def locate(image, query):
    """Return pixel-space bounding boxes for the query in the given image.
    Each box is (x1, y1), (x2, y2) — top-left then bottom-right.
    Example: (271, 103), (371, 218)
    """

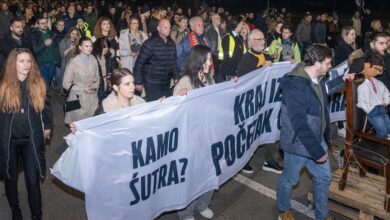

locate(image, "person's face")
(56, 21), (65, 32)
(129, 19), (139, 30)
(16, 52), (32, 81)
(250, 32), (266, 51)
(176, 8), (182, 14)
(248, 13), (254, 19)
(10, 21), (23, 37)
(179, 19), (188, 30)
(317, 57), (332, 75)
(115, 75), (135, 99)
(87, 6), (93, 14)
(373, 21), (383, 31)
(202, 53), (212, 74)
(346, 29), (356, 44)
(320, 14), (327, 22)
(2, 3), (8, 11)
(276, 23), (283, 34)
(371, 36), (388, 55)
(173, 15), (180, 24)
(281, 28), (292, 40)
(101, 20), (111, 33)
(202, 12), (208, 20)
(157, 20), (171, 38)
(102, 46), (109, 56)
(160, 10), (167, 18)
(109, 7), (115, 15)
(192, 20), (204, 35)
(76, 5), (82, 11)
(70, 30), (78, 41)
(38, 18), (48, 30)
(77, 19), (84, 27)
(306, 15), (312, 23)
(79, 40), (93, 55)
(240, 25), (249, 37)
(68, 6), (75, 16)
(212, 14), (221, 26)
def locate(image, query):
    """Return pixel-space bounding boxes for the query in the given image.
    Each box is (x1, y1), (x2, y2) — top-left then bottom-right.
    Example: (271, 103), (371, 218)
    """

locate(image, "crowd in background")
(1, 0), (390, 219)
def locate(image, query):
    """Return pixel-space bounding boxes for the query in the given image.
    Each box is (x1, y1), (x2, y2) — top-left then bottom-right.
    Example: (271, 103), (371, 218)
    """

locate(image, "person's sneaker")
(242, 164), (253, 174)
(262, 161), (283, 174)
(278, 210), (295, 220)
(199, 208), (214, 219)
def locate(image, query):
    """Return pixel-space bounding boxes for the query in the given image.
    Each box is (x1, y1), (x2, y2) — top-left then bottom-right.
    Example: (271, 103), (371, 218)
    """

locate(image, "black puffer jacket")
(133, 34), (179, 85)
(0, 81), (53, 179)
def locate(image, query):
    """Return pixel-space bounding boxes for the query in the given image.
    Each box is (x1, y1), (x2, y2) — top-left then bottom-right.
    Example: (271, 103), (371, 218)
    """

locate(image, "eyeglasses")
(253, 38), (265, 41)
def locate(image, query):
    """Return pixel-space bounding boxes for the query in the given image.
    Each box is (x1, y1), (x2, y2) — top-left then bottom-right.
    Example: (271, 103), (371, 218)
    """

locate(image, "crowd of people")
(1, 0), (390, 220)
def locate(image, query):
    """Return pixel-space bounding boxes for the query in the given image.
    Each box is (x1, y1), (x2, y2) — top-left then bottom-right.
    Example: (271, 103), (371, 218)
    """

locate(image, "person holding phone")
(62, 37), (99, 124)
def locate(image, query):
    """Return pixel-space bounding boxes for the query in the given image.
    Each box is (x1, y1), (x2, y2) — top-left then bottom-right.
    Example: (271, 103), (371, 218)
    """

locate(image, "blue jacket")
(176, 32), (211, 72)
(312, 21), (327, 44)
(279, 63), (331, 160)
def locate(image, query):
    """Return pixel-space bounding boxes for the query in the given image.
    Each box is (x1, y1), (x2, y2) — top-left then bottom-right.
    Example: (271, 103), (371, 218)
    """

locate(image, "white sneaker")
(199, 208), (214, 219)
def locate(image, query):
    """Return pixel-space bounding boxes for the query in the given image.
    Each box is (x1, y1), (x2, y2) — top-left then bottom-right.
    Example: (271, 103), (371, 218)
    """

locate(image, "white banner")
(51, 61), (346, 220)
(328, 61), (348, 122)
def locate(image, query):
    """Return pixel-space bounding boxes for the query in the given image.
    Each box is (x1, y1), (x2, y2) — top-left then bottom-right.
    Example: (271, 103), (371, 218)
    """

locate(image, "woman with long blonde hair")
(0, 48), (52, 220)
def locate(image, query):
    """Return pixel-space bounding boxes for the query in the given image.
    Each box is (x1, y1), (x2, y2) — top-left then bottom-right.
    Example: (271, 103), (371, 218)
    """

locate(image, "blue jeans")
(55, 66), (63, 89)
(39, 63), (56, 88)
(277, 141), (331, 220)
(367, 105), (390, 138)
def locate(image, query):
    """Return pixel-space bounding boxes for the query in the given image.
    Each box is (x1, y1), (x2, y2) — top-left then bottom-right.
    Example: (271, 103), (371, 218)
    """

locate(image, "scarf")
(189, 31), (209, 48)
(249, 49), (266, 67)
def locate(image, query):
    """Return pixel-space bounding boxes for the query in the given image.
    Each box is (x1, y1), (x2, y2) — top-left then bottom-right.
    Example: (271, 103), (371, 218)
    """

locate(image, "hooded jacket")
(279, 63), (330, 160)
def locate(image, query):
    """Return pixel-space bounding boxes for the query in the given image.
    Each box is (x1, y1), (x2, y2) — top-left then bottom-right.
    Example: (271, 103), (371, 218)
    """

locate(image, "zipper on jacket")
(27, 104), (44, 178)
(6, 114), (15, 179)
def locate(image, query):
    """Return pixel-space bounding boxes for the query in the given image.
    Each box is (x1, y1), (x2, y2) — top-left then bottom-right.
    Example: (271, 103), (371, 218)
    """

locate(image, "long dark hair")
(183, 45), (212, 89)
(92, 37), (111, 59)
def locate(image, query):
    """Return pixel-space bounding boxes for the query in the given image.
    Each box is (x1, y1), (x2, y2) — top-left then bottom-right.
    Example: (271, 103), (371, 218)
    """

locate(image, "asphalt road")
(0, 89), (349, 220)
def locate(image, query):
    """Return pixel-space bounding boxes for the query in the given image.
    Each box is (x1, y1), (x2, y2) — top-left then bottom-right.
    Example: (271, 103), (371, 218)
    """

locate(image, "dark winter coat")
(279, 63), (331, 161)
(133, 34), (179, 85)
(334, 39), (356, 66)
(0, 32), (33, 58)
(0, 81), (53, 179)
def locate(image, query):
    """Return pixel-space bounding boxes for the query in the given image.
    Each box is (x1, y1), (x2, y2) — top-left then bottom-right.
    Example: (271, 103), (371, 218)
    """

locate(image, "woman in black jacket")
(334, 26), (358, 66)
(0, 48), (52, 220)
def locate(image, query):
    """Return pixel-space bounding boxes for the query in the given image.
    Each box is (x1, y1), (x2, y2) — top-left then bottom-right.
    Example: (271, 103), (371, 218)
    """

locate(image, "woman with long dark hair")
(92, 37), (117, 102)
(62, 37), (99, 124)
(0, 48), (52, 220)
(173, 45), (215, 220)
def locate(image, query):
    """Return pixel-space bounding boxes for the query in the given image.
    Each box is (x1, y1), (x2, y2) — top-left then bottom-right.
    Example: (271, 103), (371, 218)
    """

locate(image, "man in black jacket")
(133, 19), (179, 102)
(205, 13), (222, 83)
(219, 17), (246, 81)
(276, 45), (354, 220)
(0, 18), (32, 71)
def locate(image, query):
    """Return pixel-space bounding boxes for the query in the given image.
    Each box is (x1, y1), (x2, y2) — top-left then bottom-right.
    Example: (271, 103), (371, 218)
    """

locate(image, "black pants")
(5, 139), (42, 216)
(212, 55), (223, 84)
(144, 81), (172, 102)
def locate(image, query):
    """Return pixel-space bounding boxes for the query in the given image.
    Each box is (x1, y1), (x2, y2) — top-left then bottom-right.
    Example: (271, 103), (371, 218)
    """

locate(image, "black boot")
(10, 205), (23, 220)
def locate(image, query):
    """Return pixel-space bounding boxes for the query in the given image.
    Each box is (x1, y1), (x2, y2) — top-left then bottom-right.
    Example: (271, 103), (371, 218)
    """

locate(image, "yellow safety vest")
(218, 33), (247, 60)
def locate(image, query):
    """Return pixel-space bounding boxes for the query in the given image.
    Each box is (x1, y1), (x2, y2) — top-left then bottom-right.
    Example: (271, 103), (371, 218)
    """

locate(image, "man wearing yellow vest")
(219, 17), (247, 81)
